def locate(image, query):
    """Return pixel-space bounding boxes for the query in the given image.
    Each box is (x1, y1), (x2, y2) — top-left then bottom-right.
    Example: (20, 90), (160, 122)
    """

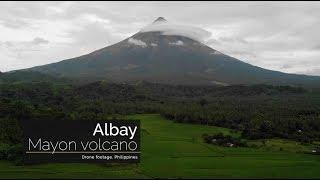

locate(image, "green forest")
(1, 80), (320, 146)
(1, 73), (320, 178)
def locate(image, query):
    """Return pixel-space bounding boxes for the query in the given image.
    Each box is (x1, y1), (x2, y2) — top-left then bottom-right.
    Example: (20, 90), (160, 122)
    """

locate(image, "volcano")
(27, 17), (320, 87)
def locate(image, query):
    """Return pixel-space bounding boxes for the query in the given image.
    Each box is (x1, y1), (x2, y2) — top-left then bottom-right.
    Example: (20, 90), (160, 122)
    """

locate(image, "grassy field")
(1, 114), (320, 178)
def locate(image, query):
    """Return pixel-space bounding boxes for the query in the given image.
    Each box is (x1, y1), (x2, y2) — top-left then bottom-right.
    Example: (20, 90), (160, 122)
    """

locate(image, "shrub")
(0, 143), (24, 165)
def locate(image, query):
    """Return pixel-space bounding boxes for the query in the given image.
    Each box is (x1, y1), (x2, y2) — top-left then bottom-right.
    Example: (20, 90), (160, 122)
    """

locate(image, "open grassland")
(1, 114), (320, 179)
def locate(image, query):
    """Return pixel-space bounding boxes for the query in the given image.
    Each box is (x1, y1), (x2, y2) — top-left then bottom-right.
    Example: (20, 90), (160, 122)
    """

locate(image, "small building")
(226, 143), (234, 147)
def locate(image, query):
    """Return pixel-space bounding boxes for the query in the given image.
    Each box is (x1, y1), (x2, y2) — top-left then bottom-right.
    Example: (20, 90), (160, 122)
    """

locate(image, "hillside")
(15, 17), (319, 87)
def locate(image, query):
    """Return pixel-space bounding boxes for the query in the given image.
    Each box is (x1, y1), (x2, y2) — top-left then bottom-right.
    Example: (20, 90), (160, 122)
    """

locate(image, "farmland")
(1, 114), (320, 179)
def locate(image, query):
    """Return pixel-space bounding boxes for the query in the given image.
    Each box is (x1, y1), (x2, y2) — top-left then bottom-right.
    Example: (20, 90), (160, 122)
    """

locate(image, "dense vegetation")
(161, 94), (320, 142)
(1, 80), (320, 148)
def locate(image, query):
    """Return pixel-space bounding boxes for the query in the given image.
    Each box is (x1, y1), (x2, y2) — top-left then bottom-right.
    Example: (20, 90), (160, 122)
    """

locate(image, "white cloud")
(127, 38), (147, 48)
(150, 43), (158, 47)
(169, 40), (184, 46)
(32, 37), (49, 45)
(141, 21), (211, 43)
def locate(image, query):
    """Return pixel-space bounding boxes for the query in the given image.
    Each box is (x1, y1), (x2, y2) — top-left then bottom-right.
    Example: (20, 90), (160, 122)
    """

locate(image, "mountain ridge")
(15, 17), (320, 87)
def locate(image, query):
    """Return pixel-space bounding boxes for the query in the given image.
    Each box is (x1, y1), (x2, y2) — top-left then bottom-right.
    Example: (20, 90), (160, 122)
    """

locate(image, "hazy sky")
(1, 1), (320, 76)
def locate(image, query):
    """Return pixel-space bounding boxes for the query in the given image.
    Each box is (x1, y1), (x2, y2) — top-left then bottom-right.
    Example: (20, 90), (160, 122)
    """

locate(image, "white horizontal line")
(26, 151), (140, 154)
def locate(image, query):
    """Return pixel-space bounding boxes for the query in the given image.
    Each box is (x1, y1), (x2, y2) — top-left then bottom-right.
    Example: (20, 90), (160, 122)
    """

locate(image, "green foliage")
(6, 144), (24, 165)
(0, 118), (22, 144)
(0, 81), (320, 144)
(0, 143), (23, 165)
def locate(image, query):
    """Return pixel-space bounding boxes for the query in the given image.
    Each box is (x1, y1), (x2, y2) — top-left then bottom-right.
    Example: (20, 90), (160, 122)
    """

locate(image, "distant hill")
(11, 17), (320, 87)
(0, 71), (71, 84)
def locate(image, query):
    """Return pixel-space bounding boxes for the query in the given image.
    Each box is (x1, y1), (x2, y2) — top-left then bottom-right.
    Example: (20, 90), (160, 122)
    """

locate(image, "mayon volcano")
(25, 17), (320, 86)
